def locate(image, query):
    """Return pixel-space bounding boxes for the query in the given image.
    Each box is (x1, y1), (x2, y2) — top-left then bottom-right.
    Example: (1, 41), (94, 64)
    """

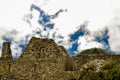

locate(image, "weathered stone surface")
(2, 42), (12, 60)
(0, 37), (120, 80)
(75, 54), (120, 70)
(0, 37), (75, 79)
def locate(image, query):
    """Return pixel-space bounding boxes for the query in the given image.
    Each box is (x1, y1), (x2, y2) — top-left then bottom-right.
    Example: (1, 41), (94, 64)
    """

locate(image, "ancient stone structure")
(75, 49), (120, 70)
(0, 37), (75, 80)
(0, 37), (120, 80)
(1, 42), (12, 60)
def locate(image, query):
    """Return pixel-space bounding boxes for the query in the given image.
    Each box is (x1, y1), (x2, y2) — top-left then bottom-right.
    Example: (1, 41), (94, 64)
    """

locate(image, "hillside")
(70, 48), (120, 80)
(78, 59), (120, 80)
(77, 48), (111, 55)
(71, 48), (111, 61)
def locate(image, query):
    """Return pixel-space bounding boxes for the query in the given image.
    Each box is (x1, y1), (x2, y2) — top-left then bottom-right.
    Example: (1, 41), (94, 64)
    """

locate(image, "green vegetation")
(71, 48), (111, 61)
(77, 48), (111, 55)
(78, 48), (94, 54)
(78, 60), (120, 80)
(100, 60), (120, 80)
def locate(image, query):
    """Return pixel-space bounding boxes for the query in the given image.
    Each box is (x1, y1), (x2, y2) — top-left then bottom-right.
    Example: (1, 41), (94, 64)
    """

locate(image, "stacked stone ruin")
(0, 37), (75, 79)
(0, 37), (120, 79)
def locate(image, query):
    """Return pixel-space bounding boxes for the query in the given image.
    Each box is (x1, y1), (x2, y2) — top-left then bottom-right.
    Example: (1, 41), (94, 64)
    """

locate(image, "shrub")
(100, 60), (120, 80)
(101, 60), (117, 70)
(78, 60), (120, 80)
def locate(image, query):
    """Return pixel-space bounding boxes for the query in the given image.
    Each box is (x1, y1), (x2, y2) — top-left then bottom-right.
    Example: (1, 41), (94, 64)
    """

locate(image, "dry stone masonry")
(0, 37), (120, 80)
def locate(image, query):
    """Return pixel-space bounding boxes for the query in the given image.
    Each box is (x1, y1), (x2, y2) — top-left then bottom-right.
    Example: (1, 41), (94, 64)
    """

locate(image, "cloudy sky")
(0, 0), (120, 58)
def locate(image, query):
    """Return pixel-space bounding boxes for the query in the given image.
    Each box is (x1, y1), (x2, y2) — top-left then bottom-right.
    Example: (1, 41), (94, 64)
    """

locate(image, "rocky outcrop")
(78, 60), (120, 80)
(80, 59), (107, 72)
(75, 48), (120, 70)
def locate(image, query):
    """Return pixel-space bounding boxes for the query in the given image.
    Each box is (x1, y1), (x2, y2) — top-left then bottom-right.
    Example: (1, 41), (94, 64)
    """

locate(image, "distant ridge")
(77, 48), (111, 55)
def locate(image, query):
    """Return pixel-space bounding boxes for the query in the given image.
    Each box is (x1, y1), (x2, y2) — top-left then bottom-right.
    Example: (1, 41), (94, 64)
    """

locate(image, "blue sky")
(0, 0), (120, 58)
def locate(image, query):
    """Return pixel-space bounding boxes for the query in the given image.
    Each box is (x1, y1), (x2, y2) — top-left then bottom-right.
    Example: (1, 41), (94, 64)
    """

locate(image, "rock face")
(2, 42), (12, 60)
(0, 37), (75, 80)
(78, 60), (120, 80)
(0, 37), (120, 80)
(75, 48), (120, 70)
(80, 59), (107, 72)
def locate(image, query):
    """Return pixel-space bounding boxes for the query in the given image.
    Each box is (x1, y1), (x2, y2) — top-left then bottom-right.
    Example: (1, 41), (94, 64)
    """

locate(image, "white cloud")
(0, 0), (120, 56)
(107, 16), (120, 52)
(0, 0), (33, 29)
(0, 0), (34, 56)
(77, 34), (104, 51)
(44, 0), (114, 35)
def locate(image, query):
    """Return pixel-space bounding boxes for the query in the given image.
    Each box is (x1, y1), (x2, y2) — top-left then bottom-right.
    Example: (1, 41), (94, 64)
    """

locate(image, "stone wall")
(0, 37), (120, 80)
(75, 54), (120, 70)
(0, 37), (75, 79)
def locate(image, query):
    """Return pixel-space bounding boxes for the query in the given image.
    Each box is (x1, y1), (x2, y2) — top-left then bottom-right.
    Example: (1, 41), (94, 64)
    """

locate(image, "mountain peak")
(78, 48), (110, 55)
